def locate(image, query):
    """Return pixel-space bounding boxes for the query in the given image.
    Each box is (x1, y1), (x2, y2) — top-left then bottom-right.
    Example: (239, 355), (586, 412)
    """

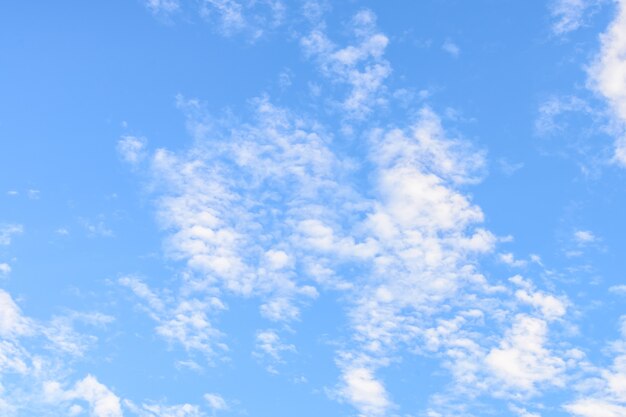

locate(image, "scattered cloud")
(254, 329), (295, 368)
(117, 136), (148, 165)
(499, 253), (528, 268)
(204, 393), (228, 412)
(550, 0), (598, 35)
(56, 227), (70, 236)
(535, 95), (591, 136)
(119, 276), (227, 361)
(80, 218), (114, 238)
(497, 158), (525, 176)
(27, 189), (40, 200)
(301, 9), (391, 119)
(563, 318), (626, 416)
(145, 0), (180, 16)
(574, 229), (598, 244)
(609, 284), (626, 295)
(442, 39), (460, 57)
(0, 224), (23, 246)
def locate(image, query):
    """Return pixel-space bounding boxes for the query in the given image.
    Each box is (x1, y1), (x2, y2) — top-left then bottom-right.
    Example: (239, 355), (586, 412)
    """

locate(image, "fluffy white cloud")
(485, 314), (566, 393)
(588, 0), (626, 166)
(565, 398), (626, 417)
(45, 375), (123, 417)
(338, 366), (391, 417)
(0, 290), (34, 338)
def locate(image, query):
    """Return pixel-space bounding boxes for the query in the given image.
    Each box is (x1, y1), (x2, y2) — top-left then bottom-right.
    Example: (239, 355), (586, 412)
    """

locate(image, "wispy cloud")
(119, 276), (227, 361)
(144, 0), (286, 39)
(117, 136), (148, 165)
(301, 10), (391, 119)
(0, 224), (23, 246)
(442, 39), (460, 57)
(550, 0), (598, 35)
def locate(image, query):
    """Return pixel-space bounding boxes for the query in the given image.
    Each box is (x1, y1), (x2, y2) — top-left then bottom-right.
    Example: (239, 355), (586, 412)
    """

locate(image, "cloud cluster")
(120, 6), (622, 417)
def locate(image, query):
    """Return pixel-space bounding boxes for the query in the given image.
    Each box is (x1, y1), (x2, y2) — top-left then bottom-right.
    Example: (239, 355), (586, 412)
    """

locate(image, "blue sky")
(1, 1), (626, 416)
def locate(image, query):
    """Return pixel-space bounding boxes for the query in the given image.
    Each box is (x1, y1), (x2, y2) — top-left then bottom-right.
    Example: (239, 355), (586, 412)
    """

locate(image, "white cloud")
(498, 158), (525, 176)
(535, 95), (591, 136)
(254, 329), (295, 364)
(146, 96), (344, 323)
(0, 263), (10, 276)
(550, 0), (597, 35)
(338, 366), (391, 417)
(120, 277), (226, 360)
(0, 289), (34, 338)
(117, 135), (148, 165)
(80, 218), (114, 238)
(139, 402), (205, 417)
(204, 393), (228, 411)
(485, 314), (566, 394)
(152, 0), (285, 39)
(27, 189), (40, 200)
(442, 39), (460, 57)
(510, 404), (542, 417)
(301, 10), (391, 119)
(565, 398), (626, 417)
(574, 229), (597, 244)
(132, 94), (498, 415)
(510, 275), (568, 320)
(145, 0), (180, 16)
(116, 10), (591, 416)
(609, 284), (626, 295)
(70, 376), (123, 417)
(56, 227), (70, 236)
(0, 224), (23, 246)
(563, 317), (626, 416)
(45, 375), (123, 417)
(588, 0), (626, 167)
(499, 252), (528, 268)
(41, 312), (114, 357)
